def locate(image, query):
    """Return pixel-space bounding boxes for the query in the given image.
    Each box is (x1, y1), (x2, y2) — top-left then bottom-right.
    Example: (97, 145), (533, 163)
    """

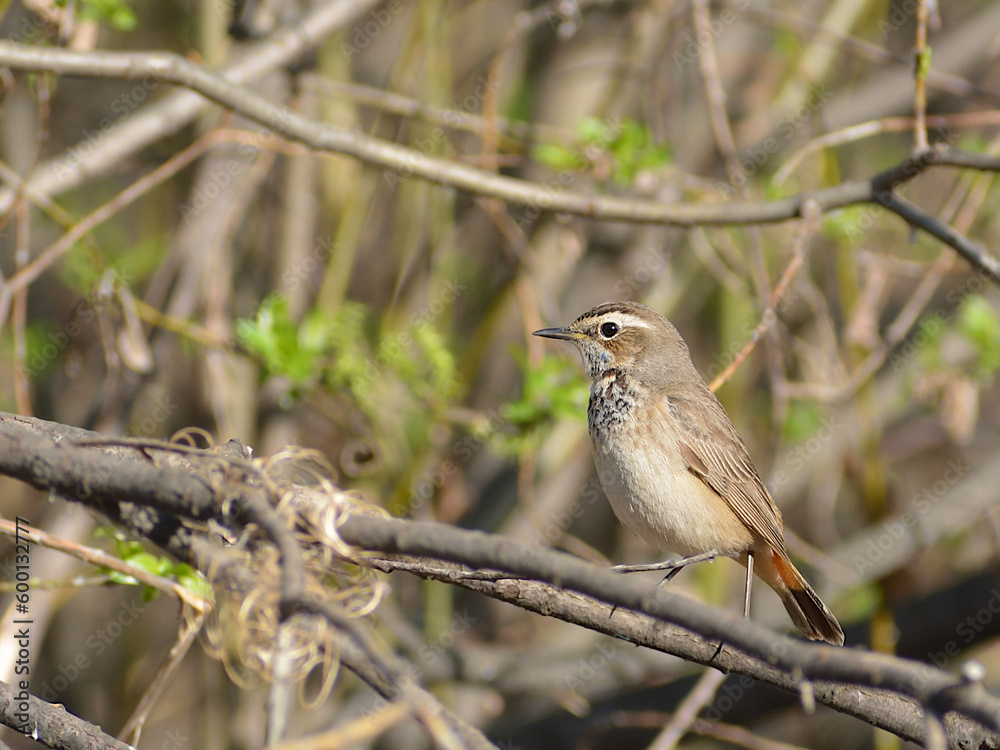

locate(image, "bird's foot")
(607, 549), (721, 619)
(611, 549), (720, 587)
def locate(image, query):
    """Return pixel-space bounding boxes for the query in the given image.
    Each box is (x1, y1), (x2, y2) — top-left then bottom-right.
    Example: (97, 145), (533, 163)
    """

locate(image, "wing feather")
(666, 390), (787, 553)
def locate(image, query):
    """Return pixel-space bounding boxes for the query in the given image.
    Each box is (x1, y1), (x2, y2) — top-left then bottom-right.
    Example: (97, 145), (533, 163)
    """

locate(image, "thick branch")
(369, 556), (949, 744)
(298, 597), (496, 750)
(0, 414), (216, 520)
(0, 680), (131, 750)
(0, 412), (998, 748)
(335, 513), (1000, 739)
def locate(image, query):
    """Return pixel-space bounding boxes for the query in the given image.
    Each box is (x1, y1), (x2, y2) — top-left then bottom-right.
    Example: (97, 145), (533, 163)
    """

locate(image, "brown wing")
(664, 389), (788, 554)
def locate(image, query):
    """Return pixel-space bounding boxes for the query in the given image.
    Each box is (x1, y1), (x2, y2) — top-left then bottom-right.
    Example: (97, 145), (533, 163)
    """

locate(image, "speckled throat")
(587, 368), (645, 433)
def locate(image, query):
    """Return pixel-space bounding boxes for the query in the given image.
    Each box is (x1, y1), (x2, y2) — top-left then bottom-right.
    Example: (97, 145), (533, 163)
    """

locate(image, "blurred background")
(1, 0), (1000, 748)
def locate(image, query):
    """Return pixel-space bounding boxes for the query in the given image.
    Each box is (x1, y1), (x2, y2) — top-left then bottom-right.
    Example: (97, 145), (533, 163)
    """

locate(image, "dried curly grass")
(198, 444), (389, 706)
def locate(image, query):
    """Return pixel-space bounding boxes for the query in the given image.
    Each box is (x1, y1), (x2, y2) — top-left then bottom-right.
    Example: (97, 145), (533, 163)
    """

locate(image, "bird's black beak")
(532, 326), (585, 341)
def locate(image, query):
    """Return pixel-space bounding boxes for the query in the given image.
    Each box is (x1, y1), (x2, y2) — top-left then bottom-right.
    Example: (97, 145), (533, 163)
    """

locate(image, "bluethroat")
(534, 301), (844, 645)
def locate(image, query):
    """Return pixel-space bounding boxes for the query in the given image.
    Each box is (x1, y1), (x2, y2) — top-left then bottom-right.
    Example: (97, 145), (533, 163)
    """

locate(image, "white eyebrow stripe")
(609, 312), (652, 329)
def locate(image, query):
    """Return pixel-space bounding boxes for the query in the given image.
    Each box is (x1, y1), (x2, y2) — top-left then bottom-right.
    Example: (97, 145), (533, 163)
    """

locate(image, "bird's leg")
(711, 551), (754, 662)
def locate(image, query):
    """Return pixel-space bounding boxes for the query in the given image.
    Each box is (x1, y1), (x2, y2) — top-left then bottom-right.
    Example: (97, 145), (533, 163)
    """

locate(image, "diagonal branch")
(0, 0), (385, 214)
(0, 411), (998, 748)
(875, 192), (1000, 283)
(0, 43), (998, 283)
(334, 513), (1000, 740)
(0, 679), (132, 750)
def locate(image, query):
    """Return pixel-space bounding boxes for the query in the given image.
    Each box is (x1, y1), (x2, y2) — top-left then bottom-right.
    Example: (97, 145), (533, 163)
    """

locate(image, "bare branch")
(0, 412), (998, 748)
(335, 513), (1000, 741)
(0, 43), (997, 281)
(0, 0), (386, 214)
(0, 679), (132, 750)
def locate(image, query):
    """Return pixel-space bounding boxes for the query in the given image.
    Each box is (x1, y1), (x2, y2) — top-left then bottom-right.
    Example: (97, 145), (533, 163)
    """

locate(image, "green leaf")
(75, 0), (137, 31)
(172, 564), (214, 599)
(122, 551), (171, 577)
(605, 118), (671, 185)
(821, 207), (879, 242)
(576, 116), (609, 144)
(238, 295), (337, 386)
(505, 350), (588, 426)
(108, 569), (141, 586)
(57, 0), (137, 30)
(532, 142), (585, 171)
(782, 401), (825, 443)
(957, 295), (1000, 376)
(412, 323), (459, 403)
(533, 116), (670, 185)
(916, 46), (932, 80)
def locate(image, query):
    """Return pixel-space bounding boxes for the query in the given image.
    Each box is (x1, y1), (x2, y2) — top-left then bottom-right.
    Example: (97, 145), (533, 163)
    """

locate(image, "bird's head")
(533, 301), (697, 386)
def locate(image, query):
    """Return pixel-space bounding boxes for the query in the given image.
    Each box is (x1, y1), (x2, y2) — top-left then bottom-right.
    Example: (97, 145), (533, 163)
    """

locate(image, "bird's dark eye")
(600, 321), (619, 338)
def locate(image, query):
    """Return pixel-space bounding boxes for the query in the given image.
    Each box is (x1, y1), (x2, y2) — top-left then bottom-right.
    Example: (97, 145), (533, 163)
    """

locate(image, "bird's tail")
(762, 549), (844, 646)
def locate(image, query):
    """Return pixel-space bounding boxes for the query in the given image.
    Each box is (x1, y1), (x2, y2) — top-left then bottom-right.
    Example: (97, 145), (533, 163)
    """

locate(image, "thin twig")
(709, 201), (821, 392)
(913, 0), (931, 151)
(12, 196), (30, 414)
(648, 668), (728, 750)
(118, 607), (209, 745)
(0, 517), (211, 610)
(1, 133), (216, 303)
(0, 413), (997, 747)
(775, 112), (1000, 185)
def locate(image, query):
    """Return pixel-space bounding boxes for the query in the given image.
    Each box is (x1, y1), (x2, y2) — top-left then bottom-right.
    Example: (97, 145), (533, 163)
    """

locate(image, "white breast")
(590, 391), (752, 558)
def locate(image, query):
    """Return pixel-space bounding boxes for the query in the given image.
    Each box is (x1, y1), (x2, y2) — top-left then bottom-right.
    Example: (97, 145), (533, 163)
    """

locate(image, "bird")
(533, 300), (844, 645)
